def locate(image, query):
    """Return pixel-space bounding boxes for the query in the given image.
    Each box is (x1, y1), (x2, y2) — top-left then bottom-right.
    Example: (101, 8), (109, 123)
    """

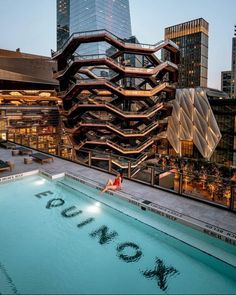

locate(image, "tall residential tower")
(221, 26), (236, 98)
(221, 71), (232, 98)
(164, 18), (209, 88)
(231, 28), (236, 98)
(57, 0), (132, 53)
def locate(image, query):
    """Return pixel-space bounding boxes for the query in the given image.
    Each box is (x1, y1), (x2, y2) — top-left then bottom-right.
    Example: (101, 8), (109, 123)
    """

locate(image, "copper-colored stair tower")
(52, 29), (179, 166)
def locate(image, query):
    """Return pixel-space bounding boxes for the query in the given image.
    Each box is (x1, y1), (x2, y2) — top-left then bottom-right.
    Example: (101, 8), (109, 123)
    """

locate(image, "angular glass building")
(164, 18), (208, 88)
(57, 0), (132, 53)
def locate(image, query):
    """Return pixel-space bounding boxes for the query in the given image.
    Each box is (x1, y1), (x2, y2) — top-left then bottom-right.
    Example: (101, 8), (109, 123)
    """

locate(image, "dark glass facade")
(57, 0), (70, 51)
(57, 0), (132, 54)
(231, 36), (236, 98)
(164, 18), (208, 88)
(209, 99), (236, 167)
(221, 71), (232, 97)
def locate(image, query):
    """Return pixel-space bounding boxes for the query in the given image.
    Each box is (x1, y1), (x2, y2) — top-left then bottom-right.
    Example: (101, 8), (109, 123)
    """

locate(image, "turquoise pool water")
(0, 174), (236, 294)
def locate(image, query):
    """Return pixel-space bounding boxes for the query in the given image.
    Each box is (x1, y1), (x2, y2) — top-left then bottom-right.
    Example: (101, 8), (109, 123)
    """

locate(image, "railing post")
(230, 184), (235, 211)
(108, 157), (112, 173)
(179, 172), (183, 194)
(45, 137), (48, 152)
(71, 148), (76, 161)
(57, 145), (61, 157)
(88, 151), (92, 167)
(151, 167), (155, 186)
(128, 161), (131, 179)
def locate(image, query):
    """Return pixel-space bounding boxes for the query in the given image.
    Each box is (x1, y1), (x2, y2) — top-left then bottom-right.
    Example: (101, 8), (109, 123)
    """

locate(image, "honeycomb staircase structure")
(53, 29), (179, 166)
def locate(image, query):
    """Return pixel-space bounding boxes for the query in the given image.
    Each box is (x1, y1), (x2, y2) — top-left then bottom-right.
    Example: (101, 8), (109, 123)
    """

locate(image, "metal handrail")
(67, 99), (166, 117)
(52, 29), (179, 58)
(55, 55), (178, 78)
(76, 120), (159, 135)
(72, 136), (153, 153)
(59, 79), (174, 98)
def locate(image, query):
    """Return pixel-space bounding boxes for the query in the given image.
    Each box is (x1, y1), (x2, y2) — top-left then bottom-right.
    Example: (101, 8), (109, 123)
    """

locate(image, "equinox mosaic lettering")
(34, 190), (180, 291)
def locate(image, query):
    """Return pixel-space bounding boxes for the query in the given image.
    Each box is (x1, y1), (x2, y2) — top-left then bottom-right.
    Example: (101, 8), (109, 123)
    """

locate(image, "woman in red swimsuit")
(101, 172), (122, 193)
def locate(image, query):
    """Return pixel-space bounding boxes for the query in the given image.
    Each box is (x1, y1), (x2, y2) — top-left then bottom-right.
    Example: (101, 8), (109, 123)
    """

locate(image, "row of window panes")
(166, 19), (208, 36)
(172, 34), (208, 46)
(71, 15), (130, 30)
(72, 21), (130, 34)
(71, 0), (129, 12)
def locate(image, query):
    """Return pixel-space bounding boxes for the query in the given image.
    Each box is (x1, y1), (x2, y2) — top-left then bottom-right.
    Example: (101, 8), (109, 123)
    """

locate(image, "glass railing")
(76, 147), (148, 169)
(10, 134), (235, 211)
(93, 150), (236, 210)
(69, 147), (235, 211)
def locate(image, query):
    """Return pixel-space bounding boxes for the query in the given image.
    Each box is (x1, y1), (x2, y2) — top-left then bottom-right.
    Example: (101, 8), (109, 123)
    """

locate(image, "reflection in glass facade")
(220, 28), (236, 99)
(57, 0), (132, 54)
(210, 99), (236, 166)
(221, 71), (232, 97)
(57, 0), (70, 50)
(164, 18), (208, 88)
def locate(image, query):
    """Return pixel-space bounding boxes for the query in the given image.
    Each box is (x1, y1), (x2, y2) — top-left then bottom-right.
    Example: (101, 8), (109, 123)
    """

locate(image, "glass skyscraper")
(57, 0), (132, 53)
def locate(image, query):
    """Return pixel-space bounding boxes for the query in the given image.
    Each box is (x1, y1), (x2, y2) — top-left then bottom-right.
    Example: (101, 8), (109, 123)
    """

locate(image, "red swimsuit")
(113, 177), (120, 186)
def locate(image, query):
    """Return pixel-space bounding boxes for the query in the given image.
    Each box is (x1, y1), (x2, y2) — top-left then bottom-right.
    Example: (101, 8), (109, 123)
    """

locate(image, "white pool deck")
(0, 147), (236, 248)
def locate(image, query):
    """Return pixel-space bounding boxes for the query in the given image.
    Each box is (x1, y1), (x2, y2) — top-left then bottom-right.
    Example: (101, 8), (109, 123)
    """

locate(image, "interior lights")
(10, 92), (22, 96)
(24, 90), (39, 94)
(39, 92), (51, 97)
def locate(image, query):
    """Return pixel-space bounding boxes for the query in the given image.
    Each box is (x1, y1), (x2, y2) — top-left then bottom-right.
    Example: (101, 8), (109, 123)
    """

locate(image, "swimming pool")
(0, 174), (236, 294)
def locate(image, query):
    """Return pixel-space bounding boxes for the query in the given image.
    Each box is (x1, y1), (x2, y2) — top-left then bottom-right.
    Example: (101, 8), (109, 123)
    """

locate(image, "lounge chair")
(15, 147), (32, 155)
(31, 153), (54, 164)
(0, 141), (16, 149)
(0, 160), (11, 172)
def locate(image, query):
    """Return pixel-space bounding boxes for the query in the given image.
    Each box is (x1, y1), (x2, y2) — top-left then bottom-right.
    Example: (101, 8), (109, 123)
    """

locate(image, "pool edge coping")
(0, 170), (39, 183)
(62, 172), (236, 248)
